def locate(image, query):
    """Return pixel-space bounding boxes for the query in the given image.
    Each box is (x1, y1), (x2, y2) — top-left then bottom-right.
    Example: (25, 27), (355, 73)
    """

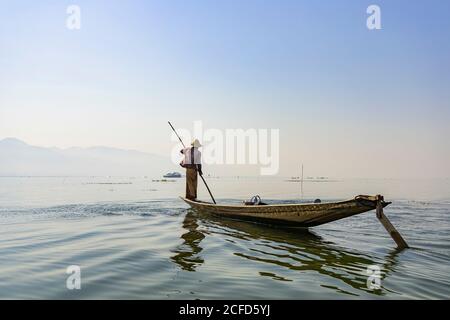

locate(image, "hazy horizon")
(1, 136), (449, 179)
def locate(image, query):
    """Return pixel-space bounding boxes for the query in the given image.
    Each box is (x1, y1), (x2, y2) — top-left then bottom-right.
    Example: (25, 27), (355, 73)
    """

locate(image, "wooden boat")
(181, 195), (391, 228)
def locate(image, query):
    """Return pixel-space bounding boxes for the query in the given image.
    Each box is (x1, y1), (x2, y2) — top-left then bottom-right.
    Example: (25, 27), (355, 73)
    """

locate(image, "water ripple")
(0, 197), (449, 299)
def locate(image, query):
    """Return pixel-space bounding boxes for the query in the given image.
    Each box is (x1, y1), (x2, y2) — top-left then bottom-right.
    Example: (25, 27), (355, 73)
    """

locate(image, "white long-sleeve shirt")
(181, 147), (202, 165)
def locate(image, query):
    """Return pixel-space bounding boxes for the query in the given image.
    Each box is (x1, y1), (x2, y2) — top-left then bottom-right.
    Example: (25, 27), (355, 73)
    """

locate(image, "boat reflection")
(170, 209), (205, 271)
(171, 209), (401, 296)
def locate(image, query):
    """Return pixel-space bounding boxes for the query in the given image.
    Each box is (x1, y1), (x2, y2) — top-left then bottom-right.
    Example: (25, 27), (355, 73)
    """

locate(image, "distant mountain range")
(0, 138), (177, 177)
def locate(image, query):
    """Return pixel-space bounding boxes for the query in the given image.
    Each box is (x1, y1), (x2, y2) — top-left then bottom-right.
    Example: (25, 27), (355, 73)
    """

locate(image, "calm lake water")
(0, 177), (449, 299)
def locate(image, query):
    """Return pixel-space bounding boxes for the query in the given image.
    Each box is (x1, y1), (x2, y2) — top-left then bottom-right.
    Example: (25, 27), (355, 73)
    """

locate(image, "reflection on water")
(171, 209), (402, 296)
(171, 211), (205, 271)
(1, 177), (449, 299)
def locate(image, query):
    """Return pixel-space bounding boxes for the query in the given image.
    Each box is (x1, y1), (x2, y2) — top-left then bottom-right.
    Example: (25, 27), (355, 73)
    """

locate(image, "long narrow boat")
(181, 195), (391, 228)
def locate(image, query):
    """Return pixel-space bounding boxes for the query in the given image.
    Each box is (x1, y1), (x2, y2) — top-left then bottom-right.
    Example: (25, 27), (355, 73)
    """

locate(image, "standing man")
(180, 139), (203, 200)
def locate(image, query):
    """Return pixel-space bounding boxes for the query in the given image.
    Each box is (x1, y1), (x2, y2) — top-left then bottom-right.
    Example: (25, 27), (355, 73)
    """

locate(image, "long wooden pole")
(199, 175), (216, 204)
(168, 121), (186, 148)
(168, 121), (216, 204)
(375, 195), (409, 250)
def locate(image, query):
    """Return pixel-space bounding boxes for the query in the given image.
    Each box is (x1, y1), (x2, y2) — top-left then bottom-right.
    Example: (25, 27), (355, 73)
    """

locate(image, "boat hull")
(181, 195), (390, 228)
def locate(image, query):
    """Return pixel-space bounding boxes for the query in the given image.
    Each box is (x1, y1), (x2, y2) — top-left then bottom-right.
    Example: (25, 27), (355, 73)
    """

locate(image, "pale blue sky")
(1, 0), (449, 178)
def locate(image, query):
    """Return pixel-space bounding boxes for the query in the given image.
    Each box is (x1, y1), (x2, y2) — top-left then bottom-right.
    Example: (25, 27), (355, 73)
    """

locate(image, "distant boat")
(163, 172), (182, 178)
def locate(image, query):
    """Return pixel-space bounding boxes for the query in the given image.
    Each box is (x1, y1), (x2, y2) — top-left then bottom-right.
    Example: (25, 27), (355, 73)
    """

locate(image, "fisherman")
(180, 139), (203, 200)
